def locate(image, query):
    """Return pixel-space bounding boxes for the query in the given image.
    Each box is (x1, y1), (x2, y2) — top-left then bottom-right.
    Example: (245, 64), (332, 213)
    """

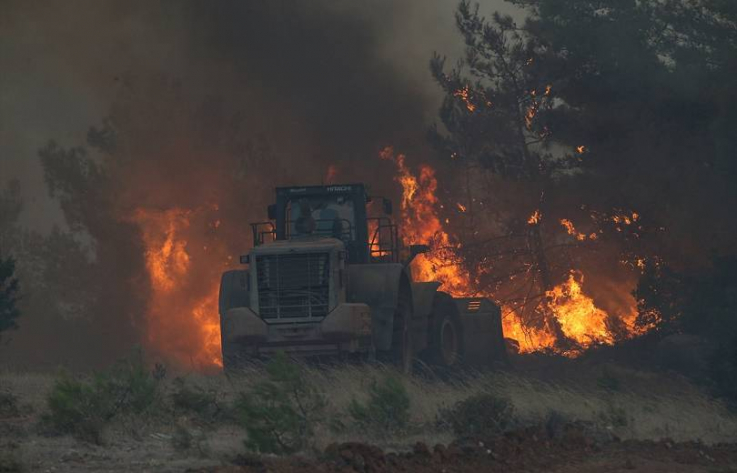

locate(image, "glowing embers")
(528, 209), (542, 225)
(454, 85), (477, 112)
(452, 85), (493, 113)
(560, 219), (598, 241)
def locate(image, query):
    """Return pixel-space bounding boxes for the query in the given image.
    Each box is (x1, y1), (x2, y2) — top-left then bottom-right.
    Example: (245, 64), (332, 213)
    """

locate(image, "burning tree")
(429, 2), (566, 181)
(422, 0), (737, 356)
(504, 0), (737, 264)
(428, 1), (613, 353)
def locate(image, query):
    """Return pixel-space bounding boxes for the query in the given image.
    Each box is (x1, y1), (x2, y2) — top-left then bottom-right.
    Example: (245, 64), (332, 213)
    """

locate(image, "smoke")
(1, 0), (525, 368)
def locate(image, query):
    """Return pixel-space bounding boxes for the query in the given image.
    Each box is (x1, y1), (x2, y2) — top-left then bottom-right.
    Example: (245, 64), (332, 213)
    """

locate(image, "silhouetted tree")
(635, 256), (737, 400)
(0, 180), (22, 251)
(0, 180), (23, 341)
(0, 253), (20, 339)
(508, 0), (737, 260)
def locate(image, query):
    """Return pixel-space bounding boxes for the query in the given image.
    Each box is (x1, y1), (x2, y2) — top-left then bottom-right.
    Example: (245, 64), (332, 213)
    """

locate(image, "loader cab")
(251, 184), (399, 264)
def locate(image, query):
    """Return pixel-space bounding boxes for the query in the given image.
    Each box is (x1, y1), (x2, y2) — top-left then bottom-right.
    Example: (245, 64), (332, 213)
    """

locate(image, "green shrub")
(170, 378), (223, 421)
(171, 423), (209, 457)
(0, 391), (18, 418)
(171, 424), (194, 451)
(596, 368), (621, 391)
(44, 352), (159, 443)
(709, 339), (737, 402)
(0, 449), (22, 473)
(598, 403), (628, 428)
(348, 375), (410, 433)
(234, 352), (325, 454)
(544, 410), (569, 439)
(439, 392), (514, 439)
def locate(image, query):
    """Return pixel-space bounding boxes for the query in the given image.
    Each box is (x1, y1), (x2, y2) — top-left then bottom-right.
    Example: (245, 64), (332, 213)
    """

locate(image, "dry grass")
(1, 360), (735, 473)
(186, 361), (737, 447)
(2, 360), (737, 450)
(0, 370), (54, 409)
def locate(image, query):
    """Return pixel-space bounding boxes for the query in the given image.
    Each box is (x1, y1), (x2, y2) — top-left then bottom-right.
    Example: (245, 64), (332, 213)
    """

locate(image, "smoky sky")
(0, 0), (518, 368)
(0, 0), (520, 233)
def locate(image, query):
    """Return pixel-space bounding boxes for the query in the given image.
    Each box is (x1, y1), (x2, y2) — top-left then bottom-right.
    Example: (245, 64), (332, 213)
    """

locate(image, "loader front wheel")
(389, 288), (414, 373)
(428, 295), (463, 368)
(221, 342), (260, 374)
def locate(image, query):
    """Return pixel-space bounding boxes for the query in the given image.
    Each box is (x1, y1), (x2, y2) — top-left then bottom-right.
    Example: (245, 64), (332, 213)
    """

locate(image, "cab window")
(287, 195), (355, 240)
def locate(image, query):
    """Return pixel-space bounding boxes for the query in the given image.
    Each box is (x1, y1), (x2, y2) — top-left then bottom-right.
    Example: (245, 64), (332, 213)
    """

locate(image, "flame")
(576, 145), (587, 154)
(560, 218), (597, 241)
(379, 148), (642, 356)
(367, 217), (391, 258)
(525, 106), (537, 129)
(324, 164), (338, 184)
(528, 209), (542, 225)
(456, 203), (467, 213)
(547, 271), (613, 346)
(380, 147), (469, 294)
(502, 315), (557, 353)
(131, 208), (223, 369)
(454, 85), (477, 112)
(612, 211), (638, 226)
(525, 90), (541, 129)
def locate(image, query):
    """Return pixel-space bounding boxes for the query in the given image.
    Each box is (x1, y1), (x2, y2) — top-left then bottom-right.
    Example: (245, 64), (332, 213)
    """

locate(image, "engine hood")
(251, 237), (345, 256)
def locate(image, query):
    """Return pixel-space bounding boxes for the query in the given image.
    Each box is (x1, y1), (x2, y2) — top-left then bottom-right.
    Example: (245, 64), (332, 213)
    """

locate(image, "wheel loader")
(218, 183), (506, 371)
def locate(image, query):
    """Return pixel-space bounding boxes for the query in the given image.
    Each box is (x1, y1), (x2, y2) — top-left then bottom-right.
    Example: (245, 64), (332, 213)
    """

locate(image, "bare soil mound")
(200, 425), (737, 473)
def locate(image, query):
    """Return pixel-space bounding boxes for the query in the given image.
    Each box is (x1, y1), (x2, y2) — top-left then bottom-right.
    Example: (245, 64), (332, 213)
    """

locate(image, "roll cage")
(251, 184), (399, 264)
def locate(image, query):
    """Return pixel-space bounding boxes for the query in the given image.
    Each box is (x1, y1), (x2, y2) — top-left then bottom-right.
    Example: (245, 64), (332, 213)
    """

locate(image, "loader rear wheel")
(428, 295), (463, 367)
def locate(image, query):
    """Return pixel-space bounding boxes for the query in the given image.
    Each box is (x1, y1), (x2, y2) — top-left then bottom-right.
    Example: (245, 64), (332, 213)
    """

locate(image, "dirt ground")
(4, 414), (737, 472)
(207, 434), (737, 473)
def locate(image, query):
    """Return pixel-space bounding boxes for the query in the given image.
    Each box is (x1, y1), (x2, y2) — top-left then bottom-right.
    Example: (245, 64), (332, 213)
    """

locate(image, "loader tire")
(221, 342), (261, 374)
(428, 294), (463, 368)
(389, 287), (414, 373)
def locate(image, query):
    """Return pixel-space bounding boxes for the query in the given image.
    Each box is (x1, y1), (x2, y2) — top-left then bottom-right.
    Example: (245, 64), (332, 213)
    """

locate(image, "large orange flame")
(379, 147), (640, 356)
(547, 271), (613, 347)
(380, 147), (470, 295)
(129, 148), (643, 367)
(131, 208), (223, 370)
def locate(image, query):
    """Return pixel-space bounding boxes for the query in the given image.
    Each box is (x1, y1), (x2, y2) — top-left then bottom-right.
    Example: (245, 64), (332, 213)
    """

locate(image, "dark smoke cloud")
(0, 0), (512, 368)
